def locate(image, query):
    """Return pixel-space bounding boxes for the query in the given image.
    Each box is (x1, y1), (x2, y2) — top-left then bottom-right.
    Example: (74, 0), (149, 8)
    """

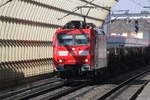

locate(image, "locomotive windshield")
(58, 34), (88, 46)
(75, 34), (88, 45)
(58, 34), (73, 46)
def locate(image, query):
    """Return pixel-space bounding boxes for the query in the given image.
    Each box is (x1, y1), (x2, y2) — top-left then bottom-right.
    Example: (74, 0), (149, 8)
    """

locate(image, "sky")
(112, 0), (150, 13)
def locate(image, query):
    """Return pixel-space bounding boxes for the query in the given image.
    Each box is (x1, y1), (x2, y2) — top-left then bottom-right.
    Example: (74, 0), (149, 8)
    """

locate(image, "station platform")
(136, 82), (150, 100)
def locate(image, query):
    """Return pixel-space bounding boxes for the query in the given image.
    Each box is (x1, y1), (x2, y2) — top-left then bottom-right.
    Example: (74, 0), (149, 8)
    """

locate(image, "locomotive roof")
(56, 28), (105, 36)
(56, 28), (93, 34)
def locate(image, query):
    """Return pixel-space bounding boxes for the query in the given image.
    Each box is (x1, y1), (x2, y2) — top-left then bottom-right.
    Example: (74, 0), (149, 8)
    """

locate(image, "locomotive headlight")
(58, 59), (63, 62)
(79, 50), (89, 56)
(58, 51), (68, 56)
(85, 59), (88, 62)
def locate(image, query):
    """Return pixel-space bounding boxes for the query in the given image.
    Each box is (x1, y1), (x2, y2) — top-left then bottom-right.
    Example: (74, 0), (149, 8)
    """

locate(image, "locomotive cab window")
(58, 34), (89, 46)
(58, 34), (73, 46)
(75, 34), (89, 45)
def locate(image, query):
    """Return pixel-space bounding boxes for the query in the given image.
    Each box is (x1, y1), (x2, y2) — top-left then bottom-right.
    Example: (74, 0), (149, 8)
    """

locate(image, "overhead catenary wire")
(57, 0), (95, 20)
(0, 0), (13, 8)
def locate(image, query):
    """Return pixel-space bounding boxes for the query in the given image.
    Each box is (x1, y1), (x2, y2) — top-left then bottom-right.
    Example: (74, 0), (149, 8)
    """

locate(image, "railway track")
(0, 76), (66, 100)
(31, 80), (88, 100)
(1, 66), (150, 100)
(58, 65), (150, 100)
(0, 76), (89, 100)
(97, 68), (150, 100)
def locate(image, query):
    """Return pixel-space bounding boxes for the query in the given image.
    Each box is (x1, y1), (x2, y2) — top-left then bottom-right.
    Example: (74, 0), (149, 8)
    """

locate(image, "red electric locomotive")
(53, 21), (107, 74)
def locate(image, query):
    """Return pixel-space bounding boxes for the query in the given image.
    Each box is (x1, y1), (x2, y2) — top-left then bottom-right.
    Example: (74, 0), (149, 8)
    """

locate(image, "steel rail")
(129, 81), (149, 100)
(42, 82), (88, 100)
(98, 68), (150, 100)
(13, 81), (67, 100)
(0, 77), (64, 100)
(19, 80), (90, 100)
